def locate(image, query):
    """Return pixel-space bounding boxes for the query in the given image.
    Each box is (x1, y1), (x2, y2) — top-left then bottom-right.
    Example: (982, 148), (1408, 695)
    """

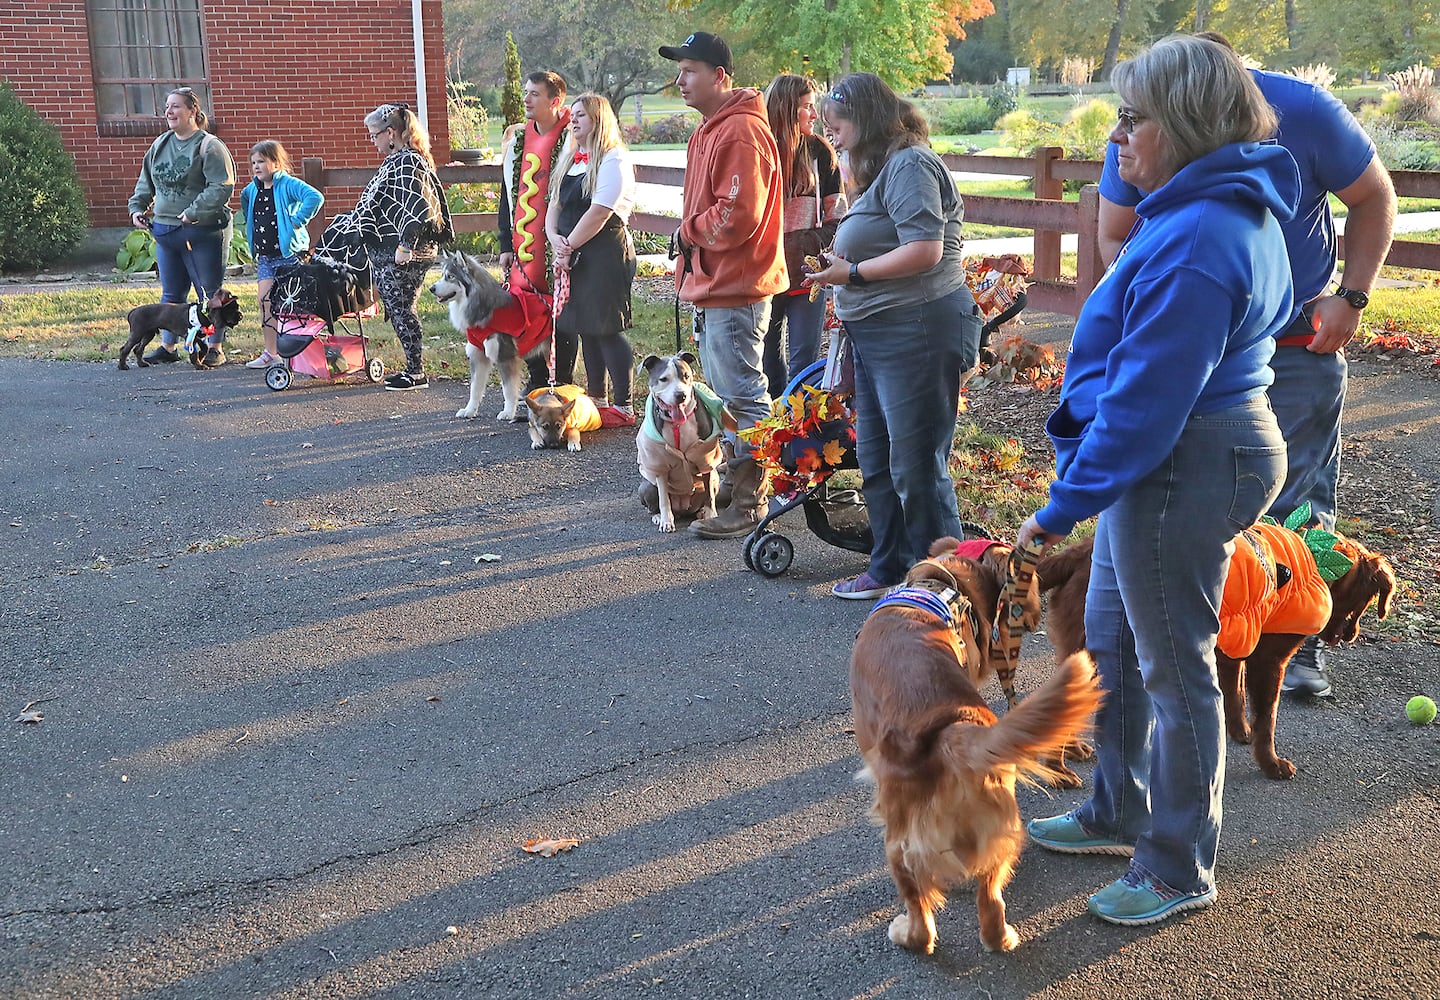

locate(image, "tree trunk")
(1194, 0), (1209, 30)
(1100, 0), (1130, 81)
(1285, 0), (1298, 53)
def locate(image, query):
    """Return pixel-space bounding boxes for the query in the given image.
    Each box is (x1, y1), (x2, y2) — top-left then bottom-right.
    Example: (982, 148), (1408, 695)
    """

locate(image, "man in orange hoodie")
(660, 32), (787, 538)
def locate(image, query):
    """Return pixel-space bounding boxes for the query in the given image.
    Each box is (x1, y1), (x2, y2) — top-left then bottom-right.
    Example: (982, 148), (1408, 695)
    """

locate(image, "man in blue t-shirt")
(1096, 34), (1396, 698)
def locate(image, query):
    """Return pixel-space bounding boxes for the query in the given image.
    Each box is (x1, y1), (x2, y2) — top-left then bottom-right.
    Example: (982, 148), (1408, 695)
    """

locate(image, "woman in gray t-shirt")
(805, 73), (981, 599)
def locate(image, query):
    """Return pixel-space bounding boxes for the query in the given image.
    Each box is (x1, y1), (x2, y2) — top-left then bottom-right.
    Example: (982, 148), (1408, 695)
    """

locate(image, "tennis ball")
(1406, 695), (1437, 725)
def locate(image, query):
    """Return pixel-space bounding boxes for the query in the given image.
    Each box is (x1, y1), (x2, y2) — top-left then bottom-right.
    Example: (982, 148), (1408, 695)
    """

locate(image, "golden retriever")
(850, 541), (1103, 954)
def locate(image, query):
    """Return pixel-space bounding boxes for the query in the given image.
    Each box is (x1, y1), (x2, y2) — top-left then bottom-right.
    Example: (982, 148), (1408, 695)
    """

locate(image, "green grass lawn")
(0, 271), (681, 381)
(6, 261), (1436, 369)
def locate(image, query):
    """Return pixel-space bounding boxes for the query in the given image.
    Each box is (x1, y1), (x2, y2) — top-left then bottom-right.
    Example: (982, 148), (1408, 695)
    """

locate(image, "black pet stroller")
(262, 214), (384, 391)
(741, 360), (872, 577)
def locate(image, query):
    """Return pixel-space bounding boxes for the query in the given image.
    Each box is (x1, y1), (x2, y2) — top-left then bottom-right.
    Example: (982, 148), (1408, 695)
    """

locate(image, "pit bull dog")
(636, 353), (736, 533)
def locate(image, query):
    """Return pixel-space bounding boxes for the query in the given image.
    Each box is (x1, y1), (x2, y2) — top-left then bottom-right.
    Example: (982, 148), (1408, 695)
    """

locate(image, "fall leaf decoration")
(970, 332), (1065, 392)
(964, 255), (1029, 320)
(523, 837), (579, 857)
(1359, 318), (1432, 356)
(738, 384), (855, 496)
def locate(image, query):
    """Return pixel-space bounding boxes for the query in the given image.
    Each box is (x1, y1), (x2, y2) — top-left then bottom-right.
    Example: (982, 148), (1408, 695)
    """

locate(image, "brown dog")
(850, 543), (1102, 955)
(119, 289), (243, 370)
(936, 536), (1043, 702)
(1038, 528), (1395, 780)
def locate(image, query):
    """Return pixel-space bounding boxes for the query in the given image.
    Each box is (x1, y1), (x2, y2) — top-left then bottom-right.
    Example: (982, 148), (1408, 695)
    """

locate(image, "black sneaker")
(1281, 638), (1333, 697)
(201, 347), (226, 368)
(384, 371), (429, 391)
(144, 345), (180, 364)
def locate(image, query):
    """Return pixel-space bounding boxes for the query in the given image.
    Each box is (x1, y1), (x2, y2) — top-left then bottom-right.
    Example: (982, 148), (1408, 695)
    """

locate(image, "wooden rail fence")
(300, 149), (1440, 318)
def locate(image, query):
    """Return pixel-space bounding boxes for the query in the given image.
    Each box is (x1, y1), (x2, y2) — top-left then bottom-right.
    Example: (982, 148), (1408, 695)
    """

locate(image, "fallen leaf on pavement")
(15, 709), (42, 724)
(523, 837), (579, 857)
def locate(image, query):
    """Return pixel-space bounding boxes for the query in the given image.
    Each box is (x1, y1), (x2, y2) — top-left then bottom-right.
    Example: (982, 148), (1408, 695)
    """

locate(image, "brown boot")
(689, 458), (768, 538)
(714, 439), (737, 510)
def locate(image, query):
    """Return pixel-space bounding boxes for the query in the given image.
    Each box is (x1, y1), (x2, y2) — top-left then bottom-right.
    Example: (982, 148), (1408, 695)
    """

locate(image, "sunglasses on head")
(1116, 107), (1147, 134)
(827, 89), (847, 104)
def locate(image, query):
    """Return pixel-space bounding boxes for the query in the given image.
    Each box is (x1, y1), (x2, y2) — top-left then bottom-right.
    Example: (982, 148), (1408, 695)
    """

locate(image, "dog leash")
(509, 260), (557, 386)
(669, 232), (690, 354)
(990, 539), (1043, 711)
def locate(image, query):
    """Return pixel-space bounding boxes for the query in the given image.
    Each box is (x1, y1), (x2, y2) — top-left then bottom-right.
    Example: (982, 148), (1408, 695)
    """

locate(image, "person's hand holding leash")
(1017, 514), (1067, 555)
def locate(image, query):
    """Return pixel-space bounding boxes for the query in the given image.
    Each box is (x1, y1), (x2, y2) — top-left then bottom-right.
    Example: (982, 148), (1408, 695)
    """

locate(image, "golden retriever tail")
(963, 652), (1102, 786)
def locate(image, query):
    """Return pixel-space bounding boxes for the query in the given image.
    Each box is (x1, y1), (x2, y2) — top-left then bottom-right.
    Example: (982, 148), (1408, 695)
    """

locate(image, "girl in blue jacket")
(240, 141), (324, 368)
(1018, 36), (1300, 927)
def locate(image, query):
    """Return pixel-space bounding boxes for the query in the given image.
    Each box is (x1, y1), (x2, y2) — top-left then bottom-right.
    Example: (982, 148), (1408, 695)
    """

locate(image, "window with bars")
(87, 0), (210, 130)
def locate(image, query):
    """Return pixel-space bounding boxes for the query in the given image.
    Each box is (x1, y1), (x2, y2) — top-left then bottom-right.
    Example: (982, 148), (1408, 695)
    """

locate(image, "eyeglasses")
(368, 128), (390, 140)
(1116, 108), (1147, 134)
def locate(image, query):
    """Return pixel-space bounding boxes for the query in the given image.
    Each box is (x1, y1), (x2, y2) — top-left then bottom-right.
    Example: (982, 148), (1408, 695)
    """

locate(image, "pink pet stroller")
(263, 215), (384, 391)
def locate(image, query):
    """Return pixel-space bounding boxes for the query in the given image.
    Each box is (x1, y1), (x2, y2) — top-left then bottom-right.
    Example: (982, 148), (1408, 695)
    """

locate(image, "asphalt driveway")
(1, 341), (1437, 1000)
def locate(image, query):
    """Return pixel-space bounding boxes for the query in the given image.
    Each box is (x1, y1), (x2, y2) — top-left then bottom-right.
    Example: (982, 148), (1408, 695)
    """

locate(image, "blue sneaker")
(1087, 865), (1217, 926)
(1027, 812), (1134, 856)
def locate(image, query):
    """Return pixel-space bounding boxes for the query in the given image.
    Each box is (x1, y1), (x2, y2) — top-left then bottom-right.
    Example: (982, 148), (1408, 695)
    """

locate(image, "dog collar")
(657, 396), (698, 448)
(871, 585), (968, 629)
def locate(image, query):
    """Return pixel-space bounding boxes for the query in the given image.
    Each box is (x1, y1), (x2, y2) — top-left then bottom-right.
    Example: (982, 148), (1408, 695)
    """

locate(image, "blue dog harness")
(871, 586), (962, 625)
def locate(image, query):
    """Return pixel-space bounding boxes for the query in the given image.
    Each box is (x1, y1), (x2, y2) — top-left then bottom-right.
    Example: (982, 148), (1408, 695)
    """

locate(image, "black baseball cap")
(659, 32), (733, 74)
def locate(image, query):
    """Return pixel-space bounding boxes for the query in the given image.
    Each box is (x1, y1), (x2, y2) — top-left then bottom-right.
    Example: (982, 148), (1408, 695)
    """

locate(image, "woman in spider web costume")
(353, 102), (453, 390)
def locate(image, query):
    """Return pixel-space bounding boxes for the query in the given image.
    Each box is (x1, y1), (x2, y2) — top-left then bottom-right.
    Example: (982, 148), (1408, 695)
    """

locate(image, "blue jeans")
(1266, 337), (1345, 532)
(152, 221), (231, 346)
(696, 301), (772, 451)
(845, 285), (981, 585)
(1076, 396), (1285, 895)
(762, 291), (826, 397)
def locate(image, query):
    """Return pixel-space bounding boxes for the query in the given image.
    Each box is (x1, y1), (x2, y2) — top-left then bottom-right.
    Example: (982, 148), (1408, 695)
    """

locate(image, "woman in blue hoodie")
(240, 141), (324, 369)
(1018, 36), (1300, 925)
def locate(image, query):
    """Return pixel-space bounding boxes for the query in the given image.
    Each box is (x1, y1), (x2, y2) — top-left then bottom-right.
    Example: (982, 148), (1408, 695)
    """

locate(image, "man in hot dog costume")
(494, 70), (574, 390)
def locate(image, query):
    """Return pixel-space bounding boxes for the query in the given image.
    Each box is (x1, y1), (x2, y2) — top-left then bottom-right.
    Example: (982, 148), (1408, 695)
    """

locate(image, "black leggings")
(525, 331), (579, 390)
(373, 257), (432, 374)
(580, 333), (634, 408)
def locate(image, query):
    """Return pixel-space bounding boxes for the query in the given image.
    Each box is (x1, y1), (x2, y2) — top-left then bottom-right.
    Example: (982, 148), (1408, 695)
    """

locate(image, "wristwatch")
(1335, 286), (1369, 310)
(849, 262), (868, 286)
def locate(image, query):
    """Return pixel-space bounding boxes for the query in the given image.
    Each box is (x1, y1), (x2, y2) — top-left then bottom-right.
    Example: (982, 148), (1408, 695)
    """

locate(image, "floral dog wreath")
(738, 384), (856, 498)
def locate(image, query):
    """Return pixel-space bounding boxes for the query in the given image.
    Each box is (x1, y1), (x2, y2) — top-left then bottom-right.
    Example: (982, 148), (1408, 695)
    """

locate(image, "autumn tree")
(675, 0), (996, 90)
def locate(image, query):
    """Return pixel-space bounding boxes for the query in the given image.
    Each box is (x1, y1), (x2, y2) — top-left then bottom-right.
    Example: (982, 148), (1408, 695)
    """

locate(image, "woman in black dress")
(546, 92), (638, 420)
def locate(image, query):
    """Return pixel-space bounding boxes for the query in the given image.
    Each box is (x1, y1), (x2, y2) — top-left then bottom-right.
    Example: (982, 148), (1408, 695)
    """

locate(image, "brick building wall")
(0, 1), (448, 226)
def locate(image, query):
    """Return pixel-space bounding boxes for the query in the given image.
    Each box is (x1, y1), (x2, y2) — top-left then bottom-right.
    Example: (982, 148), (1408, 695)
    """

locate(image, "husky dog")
(429, 251), (544, 421)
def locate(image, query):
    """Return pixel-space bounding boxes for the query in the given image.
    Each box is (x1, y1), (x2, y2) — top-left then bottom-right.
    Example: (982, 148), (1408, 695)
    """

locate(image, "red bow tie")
(573, 151), (590, 165)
